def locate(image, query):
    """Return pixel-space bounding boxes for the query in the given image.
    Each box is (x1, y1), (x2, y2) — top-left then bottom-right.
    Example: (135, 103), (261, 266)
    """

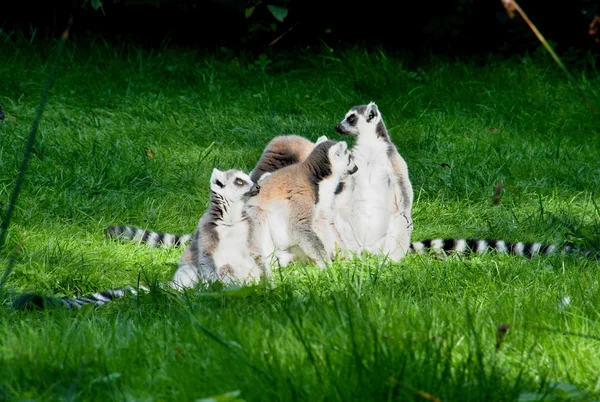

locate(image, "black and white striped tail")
(105, 225), (191, 247)
(13, 285), (150, 311)
(409, 238), (599, 259)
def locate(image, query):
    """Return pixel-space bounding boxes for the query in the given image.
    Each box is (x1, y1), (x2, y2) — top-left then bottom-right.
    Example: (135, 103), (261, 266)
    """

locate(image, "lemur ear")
(366, 102), (379, 123)
(315, 135), (328, 145)
(257, 172), (272, 186)
(211, 168), (226, 188)
(334, 141), (347, 157)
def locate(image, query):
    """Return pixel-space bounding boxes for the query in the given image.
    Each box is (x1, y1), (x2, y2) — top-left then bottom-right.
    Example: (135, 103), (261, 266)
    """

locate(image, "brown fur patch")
(250, 135), (316, 182)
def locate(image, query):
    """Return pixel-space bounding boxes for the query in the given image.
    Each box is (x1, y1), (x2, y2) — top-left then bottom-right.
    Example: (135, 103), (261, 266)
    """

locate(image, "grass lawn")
(1, 36), (600, 401)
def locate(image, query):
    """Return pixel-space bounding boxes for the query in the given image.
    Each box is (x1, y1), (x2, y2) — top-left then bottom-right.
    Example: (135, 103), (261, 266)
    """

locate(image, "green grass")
(1, 36), (600, 401)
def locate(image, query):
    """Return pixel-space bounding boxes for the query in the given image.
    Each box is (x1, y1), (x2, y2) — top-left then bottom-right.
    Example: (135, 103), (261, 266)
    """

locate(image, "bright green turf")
(1, 35), (600, 401)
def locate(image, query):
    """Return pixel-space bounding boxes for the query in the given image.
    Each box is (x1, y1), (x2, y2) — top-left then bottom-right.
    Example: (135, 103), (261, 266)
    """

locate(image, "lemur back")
(246, 140), (357, 270)
(334, 102), (414, 261)
(250, 134), (328, 183)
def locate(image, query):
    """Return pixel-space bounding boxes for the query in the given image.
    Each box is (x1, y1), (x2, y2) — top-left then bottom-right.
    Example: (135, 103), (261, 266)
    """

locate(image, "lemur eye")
(347, 115), (356, 123)
(235, 178), (244, 186)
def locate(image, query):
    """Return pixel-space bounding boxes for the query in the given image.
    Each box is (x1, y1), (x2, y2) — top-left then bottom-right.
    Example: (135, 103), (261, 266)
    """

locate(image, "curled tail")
(409, 238), (599, 259)
(12, 285), (150, 311)
(105, 225), (191, 247)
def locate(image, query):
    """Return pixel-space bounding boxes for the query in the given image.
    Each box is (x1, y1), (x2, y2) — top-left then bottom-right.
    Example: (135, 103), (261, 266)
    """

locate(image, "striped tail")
(409, 238), (599, 259)
(12, 285), (150, 311)
(105, 225), (191, 247)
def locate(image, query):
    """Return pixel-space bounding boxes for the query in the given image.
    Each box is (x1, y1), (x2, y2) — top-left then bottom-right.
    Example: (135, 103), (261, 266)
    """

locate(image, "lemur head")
(334, 102), (384, 137)
(211, 168), (260, 200)
(328, 141), (358, 177)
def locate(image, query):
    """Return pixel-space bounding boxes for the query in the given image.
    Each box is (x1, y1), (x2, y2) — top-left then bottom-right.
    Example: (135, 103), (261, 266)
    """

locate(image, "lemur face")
(328, 141), (358, 178)
(210, 169), (260, 200)
(335, 102), (381, 136)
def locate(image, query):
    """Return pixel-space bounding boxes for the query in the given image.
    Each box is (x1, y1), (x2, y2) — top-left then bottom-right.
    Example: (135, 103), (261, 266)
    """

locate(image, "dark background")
(2, 0), (600, 57)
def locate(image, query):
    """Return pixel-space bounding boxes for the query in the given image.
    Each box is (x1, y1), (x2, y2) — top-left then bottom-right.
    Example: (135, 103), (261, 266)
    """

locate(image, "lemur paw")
(403, 213), (414, 231)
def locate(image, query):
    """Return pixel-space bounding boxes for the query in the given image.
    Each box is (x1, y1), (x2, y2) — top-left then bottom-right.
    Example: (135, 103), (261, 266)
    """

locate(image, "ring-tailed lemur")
(332, 102), (599, 261)
(333, 102), (414, 261)
(171, 168), (263, 288)
(246, 140), (358, 270)
(104, 135), (330, 248)
(13, 168), (263, 310)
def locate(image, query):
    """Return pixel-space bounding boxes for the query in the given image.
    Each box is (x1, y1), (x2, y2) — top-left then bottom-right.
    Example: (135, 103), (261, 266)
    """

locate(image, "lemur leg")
(291, 220), (330, 268)
(245, 206), (275, 276)
(274, 250), (295, 267)
(389, 151), (414, 234)
(381, 212), (412, 261)
(314, 215), (345, 259)
(171, 252), (218, 289)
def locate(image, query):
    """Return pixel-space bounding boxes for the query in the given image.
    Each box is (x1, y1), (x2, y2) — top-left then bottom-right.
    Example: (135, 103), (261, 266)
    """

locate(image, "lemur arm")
(388, 148), (413, 229)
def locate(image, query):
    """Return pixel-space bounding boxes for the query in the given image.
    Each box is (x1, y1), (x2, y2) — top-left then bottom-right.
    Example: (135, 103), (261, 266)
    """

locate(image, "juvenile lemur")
(14, 168), (263, 310)
(246, 139), (358, 270)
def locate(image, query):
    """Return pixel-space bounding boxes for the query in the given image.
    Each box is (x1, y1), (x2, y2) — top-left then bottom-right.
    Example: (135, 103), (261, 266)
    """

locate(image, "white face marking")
(335, 102), (382, 138)
(210, 168), (259, 201)
(327, 142), (358, 178)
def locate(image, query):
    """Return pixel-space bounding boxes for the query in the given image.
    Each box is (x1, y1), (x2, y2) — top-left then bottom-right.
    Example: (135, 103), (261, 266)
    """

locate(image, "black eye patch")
(215, 179), (225, 188)
(347, 115), (357, 126)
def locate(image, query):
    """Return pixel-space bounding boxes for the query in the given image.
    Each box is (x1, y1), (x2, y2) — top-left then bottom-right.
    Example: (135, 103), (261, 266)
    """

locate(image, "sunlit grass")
(0, 36), (599, 401)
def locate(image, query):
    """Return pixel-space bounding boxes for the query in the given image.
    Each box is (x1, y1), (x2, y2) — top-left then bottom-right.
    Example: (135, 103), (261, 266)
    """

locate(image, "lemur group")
(109, 102), (414, 290)
(109, 102), (584, 291)
(15, 102), (592, 310)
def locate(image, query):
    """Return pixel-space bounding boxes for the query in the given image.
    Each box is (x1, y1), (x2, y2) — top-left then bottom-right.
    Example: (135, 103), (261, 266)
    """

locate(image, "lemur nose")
(335, 124), (344, 133)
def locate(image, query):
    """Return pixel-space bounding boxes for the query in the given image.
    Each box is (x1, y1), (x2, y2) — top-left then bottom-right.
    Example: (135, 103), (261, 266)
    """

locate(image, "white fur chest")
(212, 221), (254, 268)
(314, 176), (339, 216)
(266, 202), (294, 250)
(343, 141), (396, 247)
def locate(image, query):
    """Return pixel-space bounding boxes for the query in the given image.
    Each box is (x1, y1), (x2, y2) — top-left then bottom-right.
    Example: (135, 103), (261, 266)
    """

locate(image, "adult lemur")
(332, 102), (600, 262)
(334, 102), (414, 261)
(14, 168), (263, 309)
(246, 139), (358, 269)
